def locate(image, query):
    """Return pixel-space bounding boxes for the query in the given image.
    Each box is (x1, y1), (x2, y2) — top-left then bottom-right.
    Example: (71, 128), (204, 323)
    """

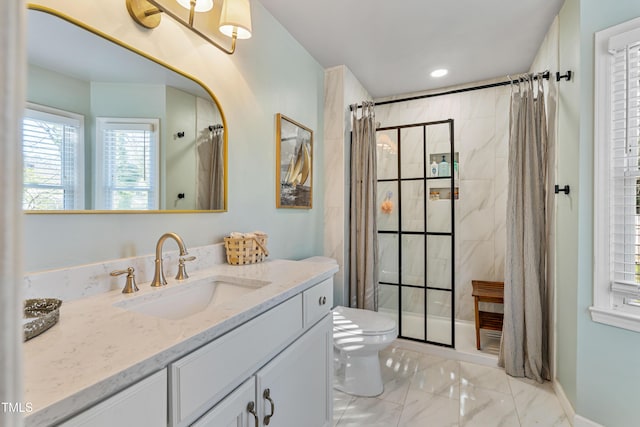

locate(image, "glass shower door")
(376, 119), (455, 348)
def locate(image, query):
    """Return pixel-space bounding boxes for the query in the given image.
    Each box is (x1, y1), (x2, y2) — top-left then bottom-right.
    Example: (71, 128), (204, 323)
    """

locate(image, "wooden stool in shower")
(471, 280), (504, 350)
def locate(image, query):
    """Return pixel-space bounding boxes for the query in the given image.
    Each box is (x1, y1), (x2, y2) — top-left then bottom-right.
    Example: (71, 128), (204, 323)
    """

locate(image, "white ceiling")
(258, 0), (565, 98)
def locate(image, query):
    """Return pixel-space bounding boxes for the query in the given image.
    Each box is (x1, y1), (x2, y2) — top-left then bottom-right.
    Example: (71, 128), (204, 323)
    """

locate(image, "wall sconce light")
(126, 0), (252, 54)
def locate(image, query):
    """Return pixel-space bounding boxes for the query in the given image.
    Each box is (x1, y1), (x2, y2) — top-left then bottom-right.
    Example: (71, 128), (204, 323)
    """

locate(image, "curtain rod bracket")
(556, 71), (572, 82)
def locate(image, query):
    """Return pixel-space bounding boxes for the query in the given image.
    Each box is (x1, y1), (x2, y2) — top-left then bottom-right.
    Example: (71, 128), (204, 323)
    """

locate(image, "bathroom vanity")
(23, 257), (336, 427)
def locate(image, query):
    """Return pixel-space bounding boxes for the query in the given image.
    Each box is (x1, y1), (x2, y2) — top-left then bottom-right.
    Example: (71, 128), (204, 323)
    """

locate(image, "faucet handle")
(176, 256), (196, 280)
(111, 267), (139, 294)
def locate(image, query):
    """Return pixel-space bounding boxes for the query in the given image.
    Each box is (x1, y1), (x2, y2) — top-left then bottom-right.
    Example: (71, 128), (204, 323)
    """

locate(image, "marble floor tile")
(333, 390), (354, 426)
(460, 386), (519, 427)
(460, 361), (511, 394)
(336, 397), (403, 427)
(333, 342), (571, 427)
(398, 388), (459, 427)
(508, 376), (571, 427)
(382, 346), (452, 374)
(378, 348), (424, 404)
(409, 359), (460, 400)
(377, 372), (412, 405)
(380, 347), (428, 381)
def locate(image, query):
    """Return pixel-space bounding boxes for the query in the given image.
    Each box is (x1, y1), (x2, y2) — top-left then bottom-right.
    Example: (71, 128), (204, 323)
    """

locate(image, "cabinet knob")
(318, 296), (327, 306)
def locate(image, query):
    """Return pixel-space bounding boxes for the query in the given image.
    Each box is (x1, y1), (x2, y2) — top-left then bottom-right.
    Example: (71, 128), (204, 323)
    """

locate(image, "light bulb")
(219, 0), (252, 39)
(430, 69), (448, 78)
(176, 0), (213, 13)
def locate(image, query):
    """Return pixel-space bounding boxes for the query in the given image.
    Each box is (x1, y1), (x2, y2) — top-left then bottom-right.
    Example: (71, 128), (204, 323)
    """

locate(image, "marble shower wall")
(323, 66), (372, 306)
(375, 83), (511, 322)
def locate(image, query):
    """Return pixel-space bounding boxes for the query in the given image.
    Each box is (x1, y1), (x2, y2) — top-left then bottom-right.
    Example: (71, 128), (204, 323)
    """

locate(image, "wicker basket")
(224, 234), (269, 265)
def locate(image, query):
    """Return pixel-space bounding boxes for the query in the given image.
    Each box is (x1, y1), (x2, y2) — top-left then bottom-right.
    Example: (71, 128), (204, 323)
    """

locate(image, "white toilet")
(303, 256), (398, 397)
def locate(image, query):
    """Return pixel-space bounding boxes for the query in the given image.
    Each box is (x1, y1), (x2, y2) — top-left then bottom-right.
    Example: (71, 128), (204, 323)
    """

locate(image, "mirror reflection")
(24, 8), (226, 212)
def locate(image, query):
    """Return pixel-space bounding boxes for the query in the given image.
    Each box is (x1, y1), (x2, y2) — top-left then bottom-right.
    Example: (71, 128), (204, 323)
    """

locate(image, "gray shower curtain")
(349, 101), (378, 310)
(499, 75), (550, 383)
(197, 126), (224, 210)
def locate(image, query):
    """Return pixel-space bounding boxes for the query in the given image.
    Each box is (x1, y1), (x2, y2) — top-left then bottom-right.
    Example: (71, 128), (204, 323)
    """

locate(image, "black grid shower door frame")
(377, 119), (456, 348)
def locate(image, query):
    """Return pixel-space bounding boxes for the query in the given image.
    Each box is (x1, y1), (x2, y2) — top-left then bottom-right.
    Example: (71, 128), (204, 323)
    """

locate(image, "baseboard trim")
(552, 379), (575, 424)
(552, 380), (605, 427)
(573, 414), (605, 427)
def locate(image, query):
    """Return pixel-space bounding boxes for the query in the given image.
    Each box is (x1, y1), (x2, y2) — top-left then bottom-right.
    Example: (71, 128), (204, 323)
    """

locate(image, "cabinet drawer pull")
(263, 388), (275, 425)
(318, 296), (326, 305)
(247, 401), (259, 427)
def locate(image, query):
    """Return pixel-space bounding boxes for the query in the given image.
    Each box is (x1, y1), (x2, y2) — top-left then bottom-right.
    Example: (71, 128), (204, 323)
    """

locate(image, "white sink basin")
(114, 276), (270, 320)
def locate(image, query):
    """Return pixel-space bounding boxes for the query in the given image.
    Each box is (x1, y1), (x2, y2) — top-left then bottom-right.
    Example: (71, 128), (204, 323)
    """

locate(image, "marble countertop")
(23, 259), (337, 427)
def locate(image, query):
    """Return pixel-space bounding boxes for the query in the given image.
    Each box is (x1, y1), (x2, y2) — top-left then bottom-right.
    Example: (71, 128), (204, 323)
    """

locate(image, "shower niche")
(428, 151), (459, 201)
(376, 119), (456, 348)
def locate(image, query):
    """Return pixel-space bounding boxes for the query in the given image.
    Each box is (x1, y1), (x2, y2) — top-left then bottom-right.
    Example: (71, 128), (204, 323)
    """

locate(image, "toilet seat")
(333, 306), (396, 336)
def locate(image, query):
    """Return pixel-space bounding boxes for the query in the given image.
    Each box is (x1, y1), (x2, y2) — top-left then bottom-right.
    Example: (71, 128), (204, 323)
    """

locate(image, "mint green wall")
(557, 1), (640, 425)
(165, 86), (197, 210)
(90, 82), (165, 117)
(26, 65), (90, 116)
(577, 1), (640, 426)
(24, 0), (325, 271)
(556, 0), (580, 408)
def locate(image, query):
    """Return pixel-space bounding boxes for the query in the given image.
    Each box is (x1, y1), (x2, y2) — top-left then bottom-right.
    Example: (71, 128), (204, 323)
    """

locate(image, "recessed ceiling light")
(430, 69), (448, 78)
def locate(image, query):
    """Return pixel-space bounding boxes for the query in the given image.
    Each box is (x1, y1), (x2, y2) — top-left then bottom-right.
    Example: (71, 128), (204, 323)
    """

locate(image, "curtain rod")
(350, 70), (572, 111)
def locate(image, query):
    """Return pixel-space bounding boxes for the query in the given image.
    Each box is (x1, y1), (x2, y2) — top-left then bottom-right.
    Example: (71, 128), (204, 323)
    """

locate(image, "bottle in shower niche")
(438, 155), (450, 177)
(430, 160), (439, 177)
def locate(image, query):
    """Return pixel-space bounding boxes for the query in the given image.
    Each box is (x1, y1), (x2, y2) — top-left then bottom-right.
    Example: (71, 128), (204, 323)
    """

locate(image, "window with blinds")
(95, 118), (159, 210)
(609, 29), (640, 306)
(593, 17), (640, 330)
(22, 105), (84, 210)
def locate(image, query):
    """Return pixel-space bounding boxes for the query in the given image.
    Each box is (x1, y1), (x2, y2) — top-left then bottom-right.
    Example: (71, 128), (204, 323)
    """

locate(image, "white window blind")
(95, 118), (159, 210)
(609, 37), (640, 302)
(22, 105), (84, 210)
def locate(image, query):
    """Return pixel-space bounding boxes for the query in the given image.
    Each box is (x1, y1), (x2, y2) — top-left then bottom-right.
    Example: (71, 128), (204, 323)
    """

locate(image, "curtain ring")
(538, 71), (545, 94)
(350, 103), (358, 120)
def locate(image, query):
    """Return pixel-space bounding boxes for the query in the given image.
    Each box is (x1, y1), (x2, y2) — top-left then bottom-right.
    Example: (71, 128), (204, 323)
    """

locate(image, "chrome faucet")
(151, 232), (189, 287)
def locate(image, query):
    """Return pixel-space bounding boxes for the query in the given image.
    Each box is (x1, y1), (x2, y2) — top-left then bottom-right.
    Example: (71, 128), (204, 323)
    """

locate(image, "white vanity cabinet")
(46, 275), (334, 427)
(254, 315), (332, 427)
(194, 316), (332, 427)
(58, 370), (167, 427)
(192, 377), (258, 427)
(175, 278), (333, 427)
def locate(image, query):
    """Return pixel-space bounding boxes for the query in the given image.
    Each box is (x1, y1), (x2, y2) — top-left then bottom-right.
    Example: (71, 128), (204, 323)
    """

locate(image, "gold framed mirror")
(25, 5), (227, 213)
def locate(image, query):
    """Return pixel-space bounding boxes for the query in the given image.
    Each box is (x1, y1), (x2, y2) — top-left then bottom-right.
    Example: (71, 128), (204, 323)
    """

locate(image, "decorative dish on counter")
(23, 298), (62, 341)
